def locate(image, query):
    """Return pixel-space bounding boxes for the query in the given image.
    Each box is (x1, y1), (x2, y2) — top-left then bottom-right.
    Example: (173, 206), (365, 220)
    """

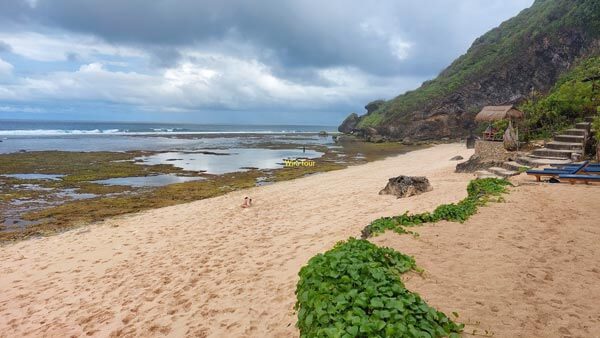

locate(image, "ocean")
(0, 120), (336, 136)
(0, 119), (337, 154)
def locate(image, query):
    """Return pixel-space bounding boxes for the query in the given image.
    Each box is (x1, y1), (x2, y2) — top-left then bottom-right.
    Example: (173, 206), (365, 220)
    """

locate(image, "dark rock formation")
(368, 135), (386, 143)
(455, 155), (504, 173)
(379, 176), (433, 198)
(365, 100), (385, 114)
(339, 0), (600, 140)
(333, 134), (360, 143)
(450, 155), (464, 161)
(338, 113), (360, 133)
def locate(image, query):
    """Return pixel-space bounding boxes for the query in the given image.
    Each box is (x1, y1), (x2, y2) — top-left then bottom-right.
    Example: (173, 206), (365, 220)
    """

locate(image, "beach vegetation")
(295, 238), (463, 338)
(362, 178), (511, 238)
(593, 114), (600, 142)
(519, 56), (600, 140)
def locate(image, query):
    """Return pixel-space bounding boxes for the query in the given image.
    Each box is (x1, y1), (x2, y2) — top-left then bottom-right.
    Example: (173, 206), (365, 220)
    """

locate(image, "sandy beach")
(1, 143), (599, 337)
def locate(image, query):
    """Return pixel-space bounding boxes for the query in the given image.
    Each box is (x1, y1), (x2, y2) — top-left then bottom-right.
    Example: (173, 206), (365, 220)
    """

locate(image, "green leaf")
(346, 326), (358, 336)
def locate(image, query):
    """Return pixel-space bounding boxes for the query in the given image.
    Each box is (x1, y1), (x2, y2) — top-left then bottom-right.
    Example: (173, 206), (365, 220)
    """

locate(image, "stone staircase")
(516, 117), (593, 167)
(474, 166), (521, 179)
(473, 117), (594, 179)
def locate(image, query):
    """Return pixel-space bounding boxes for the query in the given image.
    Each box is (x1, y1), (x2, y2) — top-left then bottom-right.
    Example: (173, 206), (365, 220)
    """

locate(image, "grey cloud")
(147, 47), (182, 68)
(66, 52), (79, 62)
(0, 41), (12, 53)
(0, 0), (532, 77)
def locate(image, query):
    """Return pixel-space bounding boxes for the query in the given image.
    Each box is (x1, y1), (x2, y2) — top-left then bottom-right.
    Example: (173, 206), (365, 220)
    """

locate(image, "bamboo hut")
(475, 105), (524, 122)
(475, 105), (524, 150)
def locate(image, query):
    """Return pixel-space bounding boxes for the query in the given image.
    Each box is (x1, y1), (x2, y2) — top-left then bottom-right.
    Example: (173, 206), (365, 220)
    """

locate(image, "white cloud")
(0, 32), (144, 62)
(0, 53), (427, 113)
(389, 38), (412, 60)
(0, 105), (43, 113)
(0, 57), (13, 77)
(359, 19), (413, 61)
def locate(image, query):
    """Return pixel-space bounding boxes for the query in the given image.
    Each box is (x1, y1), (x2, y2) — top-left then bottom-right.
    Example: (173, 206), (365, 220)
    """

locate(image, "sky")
(0, 0), (533, 125)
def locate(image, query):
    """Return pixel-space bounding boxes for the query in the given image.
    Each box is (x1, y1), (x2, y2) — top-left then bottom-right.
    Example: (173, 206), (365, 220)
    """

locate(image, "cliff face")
(342, 0), (600, 140)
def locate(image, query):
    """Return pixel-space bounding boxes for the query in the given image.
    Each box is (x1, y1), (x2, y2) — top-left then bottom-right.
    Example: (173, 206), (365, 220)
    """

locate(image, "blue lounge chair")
(558, 173), (600, 184)
(527, 161), (589, 182)
(548, 164), (600, 174)
(551, 163), (600, 169)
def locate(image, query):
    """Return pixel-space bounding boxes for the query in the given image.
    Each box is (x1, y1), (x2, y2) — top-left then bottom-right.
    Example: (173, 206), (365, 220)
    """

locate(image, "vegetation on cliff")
(519, 56), (600, 139)
(350, 0), (600, 139)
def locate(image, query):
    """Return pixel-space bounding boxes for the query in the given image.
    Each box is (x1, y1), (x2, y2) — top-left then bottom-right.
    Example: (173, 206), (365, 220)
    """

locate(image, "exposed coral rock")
(379, 176), (432, 198)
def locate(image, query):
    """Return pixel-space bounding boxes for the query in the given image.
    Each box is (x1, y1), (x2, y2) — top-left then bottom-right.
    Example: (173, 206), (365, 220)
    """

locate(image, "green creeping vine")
(361, 178), (511, 238)
(295, 178), (510, 337)
(295, 238), (463, 338)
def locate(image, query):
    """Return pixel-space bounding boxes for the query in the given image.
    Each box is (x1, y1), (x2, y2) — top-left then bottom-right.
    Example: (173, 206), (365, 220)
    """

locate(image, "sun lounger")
(527, 161), (589, 182)
(544, 166), (600, 173)
(558, 173), (600, 184)
(551, 163), (600, 168)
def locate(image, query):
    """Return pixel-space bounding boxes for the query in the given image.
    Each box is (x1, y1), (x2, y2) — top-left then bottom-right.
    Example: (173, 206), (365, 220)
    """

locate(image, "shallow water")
(93, 174), (205, 187)
(135, 148), (323, 174)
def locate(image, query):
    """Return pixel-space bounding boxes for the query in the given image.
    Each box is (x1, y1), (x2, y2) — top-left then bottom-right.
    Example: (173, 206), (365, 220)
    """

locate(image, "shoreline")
(0, 143), (474, 336)
(0, 140), (422, 242)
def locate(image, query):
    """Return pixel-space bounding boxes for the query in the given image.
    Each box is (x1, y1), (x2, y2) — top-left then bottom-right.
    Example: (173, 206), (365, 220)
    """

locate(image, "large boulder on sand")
(379, 176), (433, 198)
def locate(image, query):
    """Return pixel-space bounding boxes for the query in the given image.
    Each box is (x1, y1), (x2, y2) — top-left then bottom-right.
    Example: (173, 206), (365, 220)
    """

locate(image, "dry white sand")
(1, 143), (599, 337)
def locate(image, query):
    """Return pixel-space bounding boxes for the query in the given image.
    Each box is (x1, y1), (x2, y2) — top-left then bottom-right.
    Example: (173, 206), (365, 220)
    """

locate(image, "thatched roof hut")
(475, 105), (524, 122)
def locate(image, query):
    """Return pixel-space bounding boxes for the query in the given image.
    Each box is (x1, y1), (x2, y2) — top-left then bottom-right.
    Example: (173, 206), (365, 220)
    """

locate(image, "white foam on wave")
(0, 129), (328, 136)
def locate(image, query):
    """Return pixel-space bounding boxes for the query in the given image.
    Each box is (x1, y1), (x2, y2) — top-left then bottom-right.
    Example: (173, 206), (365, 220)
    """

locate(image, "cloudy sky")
(0, 0), (532, 125)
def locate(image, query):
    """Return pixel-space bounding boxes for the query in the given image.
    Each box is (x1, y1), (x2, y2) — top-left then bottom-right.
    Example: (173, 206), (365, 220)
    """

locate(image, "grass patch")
(0, 151), (193, 203)
(0, 151), (189, 180)
(295, 238), (463, 337)
(362, 178), (511, 238)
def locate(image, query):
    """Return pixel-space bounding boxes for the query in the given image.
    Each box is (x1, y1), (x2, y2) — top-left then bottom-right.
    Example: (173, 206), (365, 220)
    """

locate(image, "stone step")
(474, 170), (502, 179)
(516, 155), (572, 167)
(502, 161), (528, 172)
(545, 141), (584, 151)
(584, 116), (595, 123)
(575, 122), (591, 131)
(488, 167), (519, 178)
(531, 148), (579, 159)
(562, 128), (587, 136)
(554, 134), (585, 143)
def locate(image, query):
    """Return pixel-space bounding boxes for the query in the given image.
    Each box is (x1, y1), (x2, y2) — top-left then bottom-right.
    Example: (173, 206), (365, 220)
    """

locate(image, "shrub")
(519, 56), (600, 140)
(593, 113), (600, 143)
(295, 238), (463, 337)
(362, 178), (511, 238)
